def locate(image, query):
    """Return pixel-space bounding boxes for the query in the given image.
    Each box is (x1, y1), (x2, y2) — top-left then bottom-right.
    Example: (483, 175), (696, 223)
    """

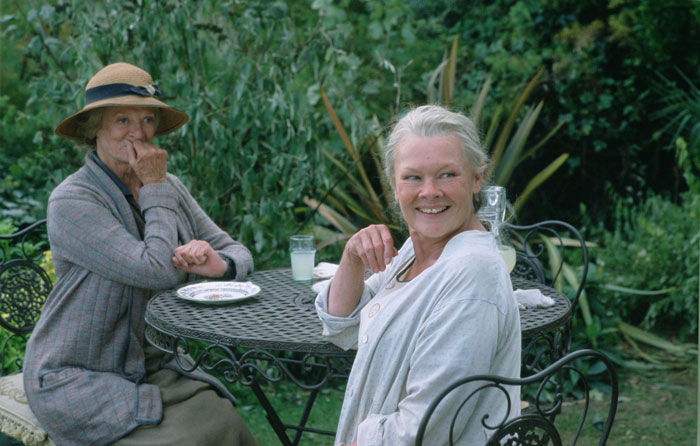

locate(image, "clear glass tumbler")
(290, 235), (316, 283)
(477, 185), (506, 234)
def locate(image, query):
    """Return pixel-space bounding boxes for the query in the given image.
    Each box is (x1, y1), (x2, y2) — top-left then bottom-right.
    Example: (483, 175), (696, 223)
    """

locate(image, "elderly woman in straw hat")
(315, 105), (521, 445)
(23, 63), (257, 446)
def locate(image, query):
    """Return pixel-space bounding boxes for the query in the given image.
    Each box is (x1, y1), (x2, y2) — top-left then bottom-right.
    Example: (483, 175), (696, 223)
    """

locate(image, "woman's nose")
(129, 122), (144, 139)
(419, 178), (442, 198)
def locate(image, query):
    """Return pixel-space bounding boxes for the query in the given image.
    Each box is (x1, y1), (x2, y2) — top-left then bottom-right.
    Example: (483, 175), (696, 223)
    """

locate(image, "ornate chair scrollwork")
(0, 219), (51, 376)
(503, 220), (589, 375)
(415, 349), (618, 446)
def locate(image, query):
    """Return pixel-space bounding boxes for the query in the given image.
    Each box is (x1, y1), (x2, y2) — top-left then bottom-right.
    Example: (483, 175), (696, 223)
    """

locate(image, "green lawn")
(232, 379), (344, 446)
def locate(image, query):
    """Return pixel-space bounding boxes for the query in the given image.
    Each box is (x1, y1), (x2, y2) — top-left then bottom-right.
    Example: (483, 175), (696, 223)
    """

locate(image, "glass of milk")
(290, 235), (316, 283)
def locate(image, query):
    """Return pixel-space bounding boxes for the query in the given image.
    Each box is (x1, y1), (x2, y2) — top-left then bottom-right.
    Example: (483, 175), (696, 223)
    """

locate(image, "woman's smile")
(417, 206), (449, 214)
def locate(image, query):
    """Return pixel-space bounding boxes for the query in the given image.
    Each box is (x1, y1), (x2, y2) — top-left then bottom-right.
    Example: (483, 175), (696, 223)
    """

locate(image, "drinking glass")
(290, 235), (316, 283)
(477, 185), (506, 234)
(477, 186), (516, 272)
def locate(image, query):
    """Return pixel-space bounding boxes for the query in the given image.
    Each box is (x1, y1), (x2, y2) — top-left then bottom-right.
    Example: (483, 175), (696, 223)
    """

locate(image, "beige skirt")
(112, 347), (257, 446)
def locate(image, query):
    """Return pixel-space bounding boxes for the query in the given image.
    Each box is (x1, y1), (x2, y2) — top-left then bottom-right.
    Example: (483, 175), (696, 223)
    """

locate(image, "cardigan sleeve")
(48, 181), (183, 290)
(168, 174), (254, 280)
(314, 270), (388, 351)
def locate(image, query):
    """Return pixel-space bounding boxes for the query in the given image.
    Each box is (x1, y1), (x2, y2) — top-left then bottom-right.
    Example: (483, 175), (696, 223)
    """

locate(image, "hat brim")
(54, 96), (189, 141)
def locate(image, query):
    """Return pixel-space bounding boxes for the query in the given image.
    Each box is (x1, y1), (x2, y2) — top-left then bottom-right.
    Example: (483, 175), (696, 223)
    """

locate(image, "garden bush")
(589, 192), (699, 342)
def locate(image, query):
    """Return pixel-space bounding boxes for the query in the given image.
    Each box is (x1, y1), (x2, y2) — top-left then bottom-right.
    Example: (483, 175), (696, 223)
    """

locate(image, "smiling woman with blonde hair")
(315, 105), (521, 446)
(23, 62), (257, 446)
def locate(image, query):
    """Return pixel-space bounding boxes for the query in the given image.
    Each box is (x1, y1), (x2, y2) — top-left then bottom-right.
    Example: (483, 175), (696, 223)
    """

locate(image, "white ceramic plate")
(176, 281), (261, 305)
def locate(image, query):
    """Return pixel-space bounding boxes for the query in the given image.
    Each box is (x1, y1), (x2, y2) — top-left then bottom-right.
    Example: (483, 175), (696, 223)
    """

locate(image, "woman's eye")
(118, 118), (128, 124)
(404, 175), (420, 181)
(440, 172), (456, 179)
(144, 117), (155, 124)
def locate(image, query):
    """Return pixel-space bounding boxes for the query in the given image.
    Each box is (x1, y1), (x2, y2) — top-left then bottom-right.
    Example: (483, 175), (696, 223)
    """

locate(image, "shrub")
(591, 192), (699, 341)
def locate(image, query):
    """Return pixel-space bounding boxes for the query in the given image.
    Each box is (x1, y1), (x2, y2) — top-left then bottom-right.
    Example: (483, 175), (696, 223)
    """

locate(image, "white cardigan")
(315, 231), (521, 446)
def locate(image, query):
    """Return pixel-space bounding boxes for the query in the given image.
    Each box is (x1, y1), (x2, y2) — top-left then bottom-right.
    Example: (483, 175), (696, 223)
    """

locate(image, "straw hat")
(55, 62), (189, 141)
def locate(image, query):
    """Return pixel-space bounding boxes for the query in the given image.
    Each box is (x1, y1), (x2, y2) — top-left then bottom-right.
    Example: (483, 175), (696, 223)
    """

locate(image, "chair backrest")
(0, 219), (51, 375)
(415, 349), (618, 446)
(503, 220), (588, 365)
(503, 220), (588, 308)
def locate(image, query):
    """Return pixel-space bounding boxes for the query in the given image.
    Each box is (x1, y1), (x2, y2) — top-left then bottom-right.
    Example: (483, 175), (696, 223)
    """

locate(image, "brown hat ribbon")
(85, 83), (162, 105)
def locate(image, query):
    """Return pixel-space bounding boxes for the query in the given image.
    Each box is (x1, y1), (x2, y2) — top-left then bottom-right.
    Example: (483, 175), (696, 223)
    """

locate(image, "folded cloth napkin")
(313, 262), (339, 279)
(312, 279), (332, 294)
(514, 289), (555, 310)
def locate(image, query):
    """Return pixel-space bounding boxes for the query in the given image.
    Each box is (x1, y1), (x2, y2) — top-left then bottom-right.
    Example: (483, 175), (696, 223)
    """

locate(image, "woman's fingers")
(130, 140), (167, 184)
(349, 225), (396, 273)
(173, 240), (228, 277)
(173, 240), (210, 266)
(363, 226), (387, 271)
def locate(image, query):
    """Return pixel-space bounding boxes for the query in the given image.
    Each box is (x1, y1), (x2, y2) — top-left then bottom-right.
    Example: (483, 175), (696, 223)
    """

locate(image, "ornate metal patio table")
(144, 268), (570, 446)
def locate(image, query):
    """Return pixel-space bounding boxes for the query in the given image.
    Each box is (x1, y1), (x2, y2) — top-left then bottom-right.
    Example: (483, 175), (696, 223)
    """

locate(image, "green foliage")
(0, 94), (74, 225)
(3, 0), (698, 259)
(0, 219), (45, 261)
(469, 69), (568, 213)
(440, 0), (700, 223)
(311, 40), (569, 246)
(40, 249), (56, 283)
(591, 192), (699, 342)
(0, 325), (26, 375)
(674, 137), (700, 195)
(654, 70), (700, 158)
(653, 69), (700, 195)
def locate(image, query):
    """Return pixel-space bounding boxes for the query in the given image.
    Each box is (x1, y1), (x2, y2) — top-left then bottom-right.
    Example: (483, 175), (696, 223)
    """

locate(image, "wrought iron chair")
(0, 219), (54, 445)
(502, 220), (589, 376)
(415, 349), (618, 446)
(0, 219), (51, 375)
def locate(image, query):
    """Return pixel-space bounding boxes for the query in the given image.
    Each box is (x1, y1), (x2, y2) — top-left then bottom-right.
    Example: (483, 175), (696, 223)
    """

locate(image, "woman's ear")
(473, 171), (483, 194)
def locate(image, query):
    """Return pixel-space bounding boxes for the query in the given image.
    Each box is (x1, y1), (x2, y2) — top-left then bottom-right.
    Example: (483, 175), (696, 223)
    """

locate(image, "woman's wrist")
(221, 256), (236, 280)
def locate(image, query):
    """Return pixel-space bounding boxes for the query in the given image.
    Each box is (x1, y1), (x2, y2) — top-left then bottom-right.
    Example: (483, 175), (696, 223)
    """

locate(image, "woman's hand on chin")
(128, 139), (168, 184)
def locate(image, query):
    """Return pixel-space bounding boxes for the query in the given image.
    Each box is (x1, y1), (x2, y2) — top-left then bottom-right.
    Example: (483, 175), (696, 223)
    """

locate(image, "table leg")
(245, 375), (294, 446)
(291, 387), (319, 445)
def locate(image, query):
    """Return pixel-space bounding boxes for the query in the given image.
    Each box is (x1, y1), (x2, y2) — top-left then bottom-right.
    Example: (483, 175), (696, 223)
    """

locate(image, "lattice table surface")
(146, 269), (571, 353)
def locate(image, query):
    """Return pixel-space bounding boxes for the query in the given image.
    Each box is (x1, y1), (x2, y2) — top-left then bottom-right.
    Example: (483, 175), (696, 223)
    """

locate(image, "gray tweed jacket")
(23, 154), (253, 446)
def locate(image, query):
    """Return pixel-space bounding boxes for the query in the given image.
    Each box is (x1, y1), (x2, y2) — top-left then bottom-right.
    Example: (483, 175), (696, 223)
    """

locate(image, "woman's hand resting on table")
(172, 240), (228, 278)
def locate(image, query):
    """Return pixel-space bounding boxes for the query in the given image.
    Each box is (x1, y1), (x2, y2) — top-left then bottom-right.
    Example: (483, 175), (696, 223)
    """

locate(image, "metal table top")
(145, 269), (571, 353)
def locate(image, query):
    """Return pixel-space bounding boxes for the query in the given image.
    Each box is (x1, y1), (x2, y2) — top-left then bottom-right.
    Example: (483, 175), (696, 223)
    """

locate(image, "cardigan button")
(362, 334), (369, 344)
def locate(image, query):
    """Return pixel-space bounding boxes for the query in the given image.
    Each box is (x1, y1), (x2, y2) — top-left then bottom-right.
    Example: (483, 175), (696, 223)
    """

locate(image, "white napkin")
(514, 289), (555, 310)
(313, 262), (339, 279)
